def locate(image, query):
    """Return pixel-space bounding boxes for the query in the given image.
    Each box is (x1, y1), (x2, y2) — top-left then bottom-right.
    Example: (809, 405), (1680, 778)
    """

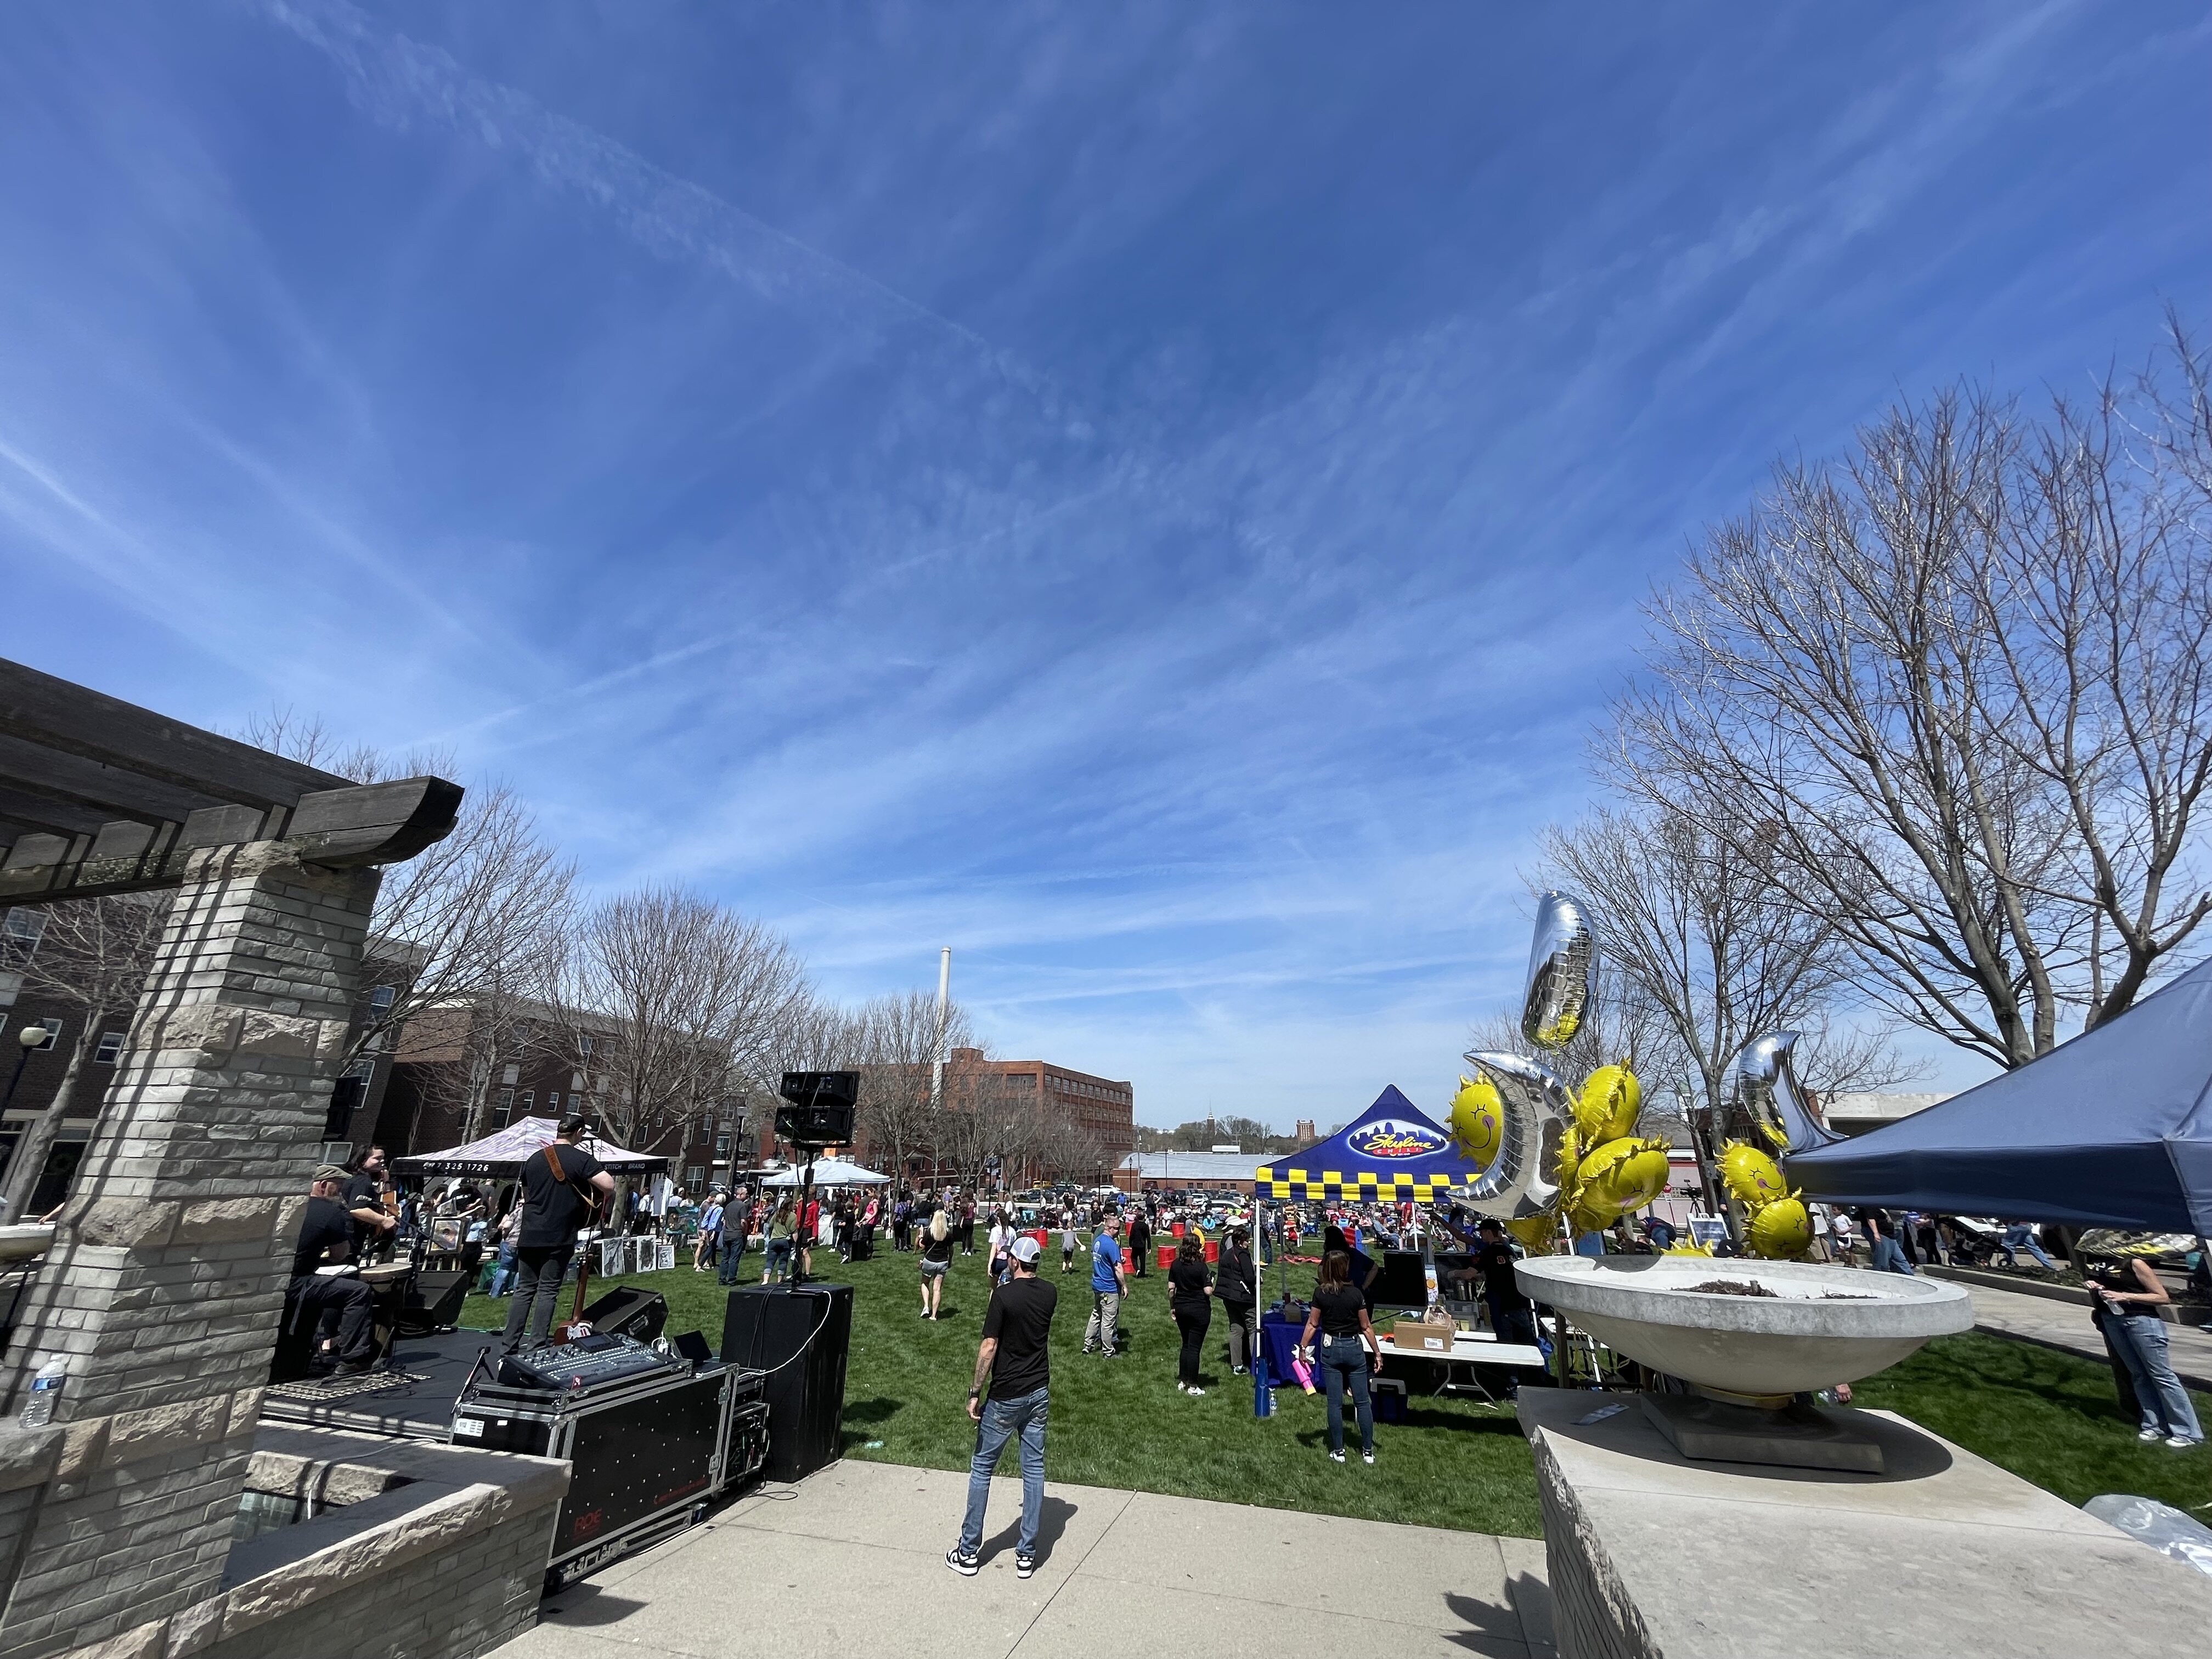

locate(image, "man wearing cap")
(286, 1165), (378, 1374)
(946, 1235), (1057, 1580)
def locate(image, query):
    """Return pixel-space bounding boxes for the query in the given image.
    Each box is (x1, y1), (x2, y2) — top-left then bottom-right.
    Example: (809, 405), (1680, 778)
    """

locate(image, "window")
(715, 1133), (732, 1156)
(501, 1064), (520, 1086)
(546, 1092), (561, 1114)
(686, 1165), (706, 1188)
(368, 985), (396, 1014)
(493, 1088), (515, 1127)
(578, 1035), (594, 1057)
(19, 1018), (59, 1051)
(94, 1031), (126, 1065)
(2, 911), (44, 945)
(570, 1071), (584, 1091)
(519, 1090), (535, 1115)
(0, 972), (19, 1009)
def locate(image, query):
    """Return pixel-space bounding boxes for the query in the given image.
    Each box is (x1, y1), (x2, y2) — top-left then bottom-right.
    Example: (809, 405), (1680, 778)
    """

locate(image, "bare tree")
(1624, 331), (2212, 1068)
(1537, 806), (1918, 1115)
(853, 990), (975, 1183)
(0, 895), (169, 1220)
(555, 887), (814, 1154)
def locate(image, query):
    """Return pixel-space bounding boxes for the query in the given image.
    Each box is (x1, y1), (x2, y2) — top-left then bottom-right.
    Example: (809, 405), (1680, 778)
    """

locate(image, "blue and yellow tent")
(1254, 1086), (1484, 1201)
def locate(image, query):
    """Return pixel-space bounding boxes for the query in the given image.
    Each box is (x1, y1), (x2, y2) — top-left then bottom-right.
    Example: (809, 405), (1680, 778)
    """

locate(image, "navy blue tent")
(1788, 956), (2212, 1232)
(1255, 1086), (1486, 1201)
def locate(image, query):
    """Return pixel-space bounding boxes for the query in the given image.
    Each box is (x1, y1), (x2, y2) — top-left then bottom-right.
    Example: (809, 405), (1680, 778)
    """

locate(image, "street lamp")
(2, 1023), (49, 1115)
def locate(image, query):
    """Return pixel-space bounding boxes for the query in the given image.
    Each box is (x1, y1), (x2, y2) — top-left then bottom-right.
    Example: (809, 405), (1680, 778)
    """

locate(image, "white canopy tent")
(760, 1158), (889, 1188)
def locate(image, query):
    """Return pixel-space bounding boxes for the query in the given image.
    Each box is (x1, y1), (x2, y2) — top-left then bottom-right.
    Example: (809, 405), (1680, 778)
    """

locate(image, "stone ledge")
(0, 1425), (63, 1496)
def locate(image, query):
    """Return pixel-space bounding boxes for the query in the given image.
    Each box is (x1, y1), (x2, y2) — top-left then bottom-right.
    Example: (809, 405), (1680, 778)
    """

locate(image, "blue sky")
(2, 3), (2207, 1130)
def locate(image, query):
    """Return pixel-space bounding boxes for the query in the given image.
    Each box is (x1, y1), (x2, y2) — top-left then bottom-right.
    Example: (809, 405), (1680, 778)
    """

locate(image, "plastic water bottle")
(19, 1358), (65, 1428)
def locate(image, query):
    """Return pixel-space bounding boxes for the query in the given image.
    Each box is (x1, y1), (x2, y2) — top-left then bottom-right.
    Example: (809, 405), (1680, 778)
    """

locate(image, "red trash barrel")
(1156, 1245), (1176, 1271)
(1204, 1239), (1220, 1262)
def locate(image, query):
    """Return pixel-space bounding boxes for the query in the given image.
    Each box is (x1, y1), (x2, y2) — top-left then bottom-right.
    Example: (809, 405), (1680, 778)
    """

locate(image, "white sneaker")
(1362, 1451), (1375, 1465)
(2140, 1427), (2165, 1442)
(2167, 1436), (2201, 1450)
(1187, 1386), (1205, 1397)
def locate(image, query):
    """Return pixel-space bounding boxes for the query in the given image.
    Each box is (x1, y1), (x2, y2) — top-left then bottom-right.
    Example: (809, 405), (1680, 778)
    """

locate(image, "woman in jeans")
(1300, 1249), (1383, 1464)
(2087, 1243), (2203, 1447)
(1167, 1234), (1215, 1395)
(759, 1199), (796, 1285)
(1216, 1227), (1257, 1375)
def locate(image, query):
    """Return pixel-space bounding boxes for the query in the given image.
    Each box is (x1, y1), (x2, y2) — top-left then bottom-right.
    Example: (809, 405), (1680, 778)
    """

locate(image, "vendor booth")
(1787, 954), (2212, 1231)
(760, 1158), (889, 1187)
(398, 1116), (672, 1182)
(1250, 1087), (1546, 1409)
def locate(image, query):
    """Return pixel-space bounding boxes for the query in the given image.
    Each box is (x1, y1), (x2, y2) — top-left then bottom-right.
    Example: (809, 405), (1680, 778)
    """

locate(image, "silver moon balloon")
(1733, 1031), (1841, 1157)
(1522, 890), (1593, 1051)
(1455, 1050), (1571, 1218)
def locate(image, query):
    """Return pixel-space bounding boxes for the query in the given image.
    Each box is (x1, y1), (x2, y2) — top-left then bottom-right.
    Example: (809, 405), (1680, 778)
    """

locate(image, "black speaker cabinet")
(395, 1268), (473, 1336)
(775, 1071), (859, 1146)
(720, 1283), (851, 1482)
(582, 1285), (669, 1344)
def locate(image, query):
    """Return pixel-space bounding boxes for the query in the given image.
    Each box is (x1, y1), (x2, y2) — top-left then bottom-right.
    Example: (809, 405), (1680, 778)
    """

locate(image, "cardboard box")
(1390, 1317), (1452, 1353)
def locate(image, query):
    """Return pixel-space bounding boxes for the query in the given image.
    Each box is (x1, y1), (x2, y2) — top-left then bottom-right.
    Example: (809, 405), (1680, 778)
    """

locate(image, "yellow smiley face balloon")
(1747, 1196), (1813, 1259)
(1718, 1141), (1788, 1209)
(1576, 1064), (1643, 1144)
(1447, 1075), (1504, 1170)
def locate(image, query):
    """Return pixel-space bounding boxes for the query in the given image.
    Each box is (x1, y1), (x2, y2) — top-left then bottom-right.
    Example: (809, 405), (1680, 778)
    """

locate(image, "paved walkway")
(493, 1459), (1555, 1659)
(1967, 1280), (2212, 1391)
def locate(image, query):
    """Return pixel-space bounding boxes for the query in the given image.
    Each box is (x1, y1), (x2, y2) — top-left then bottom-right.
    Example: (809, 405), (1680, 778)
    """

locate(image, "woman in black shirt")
(1167, 1234), (1215, 1395)
(1216, 1227), (1257, 1375)
(1299, 1250), (1383, 1463)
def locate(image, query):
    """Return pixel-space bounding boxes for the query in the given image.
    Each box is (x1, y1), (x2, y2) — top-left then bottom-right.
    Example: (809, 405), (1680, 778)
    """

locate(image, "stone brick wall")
(0, 843), (380, 1657)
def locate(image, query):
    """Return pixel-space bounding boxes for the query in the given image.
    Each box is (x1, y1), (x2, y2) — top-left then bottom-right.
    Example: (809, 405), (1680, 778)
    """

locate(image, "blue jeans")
(487, 1242), (518, 1297)
(1999, 1225), (2057, 1272)
(2107, 1314), (2204, 1442)
(1869, 1236), (1915, 1274)
(959, 1386), (1048, 1555)
(763, 1238), (793, 1281)
(718, 1232), (748, 1284)
(1317, 1336), (1374, 1455)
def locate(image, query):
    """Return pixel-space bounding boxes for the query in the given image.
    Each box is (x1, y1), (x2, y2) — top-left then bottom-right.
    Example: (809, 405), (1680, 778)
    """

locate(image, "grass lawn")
(459, 1248), (2210, 1539)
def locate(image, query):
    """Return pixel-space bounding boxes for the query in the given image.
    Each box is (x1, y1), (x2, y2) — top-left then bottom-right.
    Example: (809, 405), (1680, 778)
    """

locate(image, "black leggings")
(1173, 1301), (1212, 1386)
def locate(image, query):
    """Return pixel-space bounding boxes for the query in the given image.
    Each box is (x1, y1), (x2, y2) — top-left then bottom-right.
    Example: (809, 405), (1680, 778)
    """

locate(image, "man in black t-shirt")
(287, 1164), (377, 1373)
(947, 1237), (1057, 1580)
(501, 1118), (616, 1352)
(1474, 1220), (1539, 1348)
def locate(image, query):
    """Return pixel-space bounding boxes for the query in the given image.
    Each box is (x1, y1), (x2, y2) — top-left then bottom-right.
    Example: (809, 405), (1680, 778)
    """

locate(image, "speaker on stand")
(720, 1283), (851, 1483)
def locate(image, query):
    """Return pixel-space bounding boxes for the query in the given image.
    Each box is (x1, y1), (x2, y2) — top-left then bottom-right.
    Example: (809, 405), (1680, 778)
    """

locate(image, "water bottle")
(19, 1358), (65, 1428)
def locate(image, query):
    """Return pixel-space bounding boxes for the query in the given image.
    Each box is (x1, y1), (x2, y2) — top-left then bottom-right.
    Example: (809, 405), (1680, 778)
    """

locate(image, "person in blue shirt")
(694, 1193), (724, 1272)
(1082, 1215), (1128, 1357)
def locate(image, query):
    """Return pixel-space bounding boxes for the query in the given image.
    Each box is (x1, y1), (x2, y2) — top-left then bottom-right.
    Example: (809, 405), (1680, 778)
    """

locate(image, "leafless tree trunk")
(1622, 328), (2212, 1068)
(0, 895), (168, 1220)
(854, 990), (975, 1182)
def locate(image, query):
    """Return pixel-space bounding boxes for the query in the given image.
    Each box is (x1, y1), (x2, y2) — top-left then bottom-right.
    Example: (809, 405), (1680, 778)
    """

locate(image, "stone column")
(0, 842), (378, 1658)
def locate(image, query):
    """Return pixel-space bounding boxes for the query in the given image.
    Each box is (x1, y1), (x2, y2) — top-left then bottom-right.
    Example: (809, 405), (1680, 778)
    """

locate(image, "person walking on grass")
(1998, 1222), (2058, 1274)
(716, 1194), (751, 1284)
(760, 1198), (796, 1285)
(920, 1204), (955, 1319)
(1299, 1249), (1383, 1465)
(1060, 1206), (1079, 1274)
(1127, 1207), (1152, 1278)
(1217, 1227), (1256, 1375)
(947, 1237), (1057, 1579)
(1083, 1215), (1127, 1356)
(693, 1191), (723, 1272)
(986, 1209), (1014, 1285)
(1167, 1233), (1215, 1395)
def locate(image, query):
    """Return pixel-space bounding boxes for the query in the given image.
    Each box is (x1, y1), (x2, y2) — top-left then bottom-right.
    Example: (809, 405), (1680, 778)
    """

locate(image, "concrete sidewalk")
(493, 1458), (1554, 1659)
(1968, 1279), (2212, 1391)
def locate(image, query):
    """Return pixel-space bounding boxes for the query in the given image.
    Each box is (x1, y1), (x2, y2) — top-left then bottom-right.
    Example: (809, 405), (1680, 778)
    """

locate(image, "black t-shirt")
(341, 1171), (383, 1251)
(1167, 1256), (1212, 1309)
(921, 1228), (954, 1265)
(518, 1143), (608, 1248)
(983, 1276), (1057, 1398)
(293, 1195), (354, 1278)
(1476, 1242), (1529, 1310)
(1313, 1283), (1367, 1338)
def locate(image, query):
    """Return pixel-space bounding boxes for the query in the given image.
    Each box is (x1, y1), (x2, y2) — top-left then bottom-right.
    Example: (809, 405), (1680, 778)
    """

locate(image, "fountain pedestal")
(1638, 1390), (1884, 1472)
(1519, 1387), (2212, 1658)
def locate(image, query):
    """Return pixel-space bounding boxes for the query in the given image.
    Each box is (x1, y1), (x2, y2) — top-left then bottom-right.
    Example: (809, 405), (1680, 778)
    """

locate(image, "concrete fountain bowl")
(1516, 1253), (1974, 1400)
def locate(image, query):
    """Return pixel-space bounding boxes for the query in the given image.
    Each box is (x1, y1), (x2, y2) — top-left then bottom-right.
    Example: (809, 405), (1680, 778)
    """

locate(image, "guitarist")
(501, 1115), (616, 1353)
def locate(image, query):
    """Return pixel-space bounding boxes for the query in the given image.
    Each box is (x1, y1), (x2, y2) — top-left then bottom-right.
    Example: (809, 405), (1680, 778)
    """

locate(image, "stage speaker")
(582, 1285), (669, 1344)
(395, 1268), (473, 1337)
(721, 1283), (851, 1482)
(774, 1071), (858, 1147)
(1377, 1250), (1430, 1307)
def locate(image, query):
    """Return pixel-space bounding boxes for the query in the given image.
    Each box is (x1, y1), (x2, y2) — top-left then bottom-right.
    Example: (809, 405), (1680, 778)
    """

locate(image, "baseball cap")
(1008, 1236), (1043, 1264)
(313, 1164), (351, 1182)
